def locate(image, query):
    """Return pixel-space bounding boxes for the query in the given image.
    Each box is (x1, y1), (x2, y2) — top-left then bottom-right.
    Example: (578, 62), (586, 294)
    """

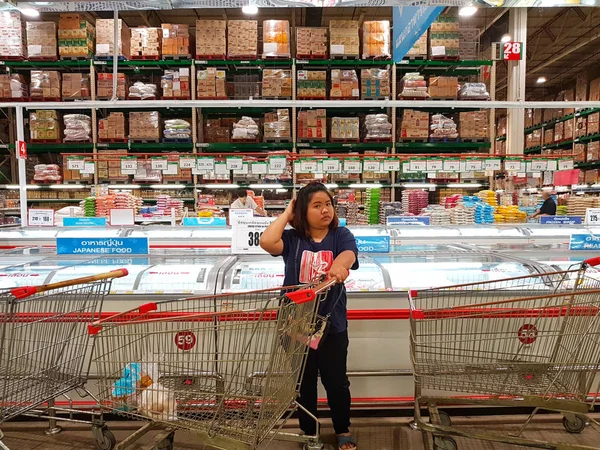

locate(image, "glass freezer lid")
(0, 266), (54, 288)
(136, 264), (214, 293)
(457, 226), (523, 237)
(56, 228), (122, 238)
(47, 264), (141, 292)
(393, 227), (460, 237)
(129, 229), (192, 238)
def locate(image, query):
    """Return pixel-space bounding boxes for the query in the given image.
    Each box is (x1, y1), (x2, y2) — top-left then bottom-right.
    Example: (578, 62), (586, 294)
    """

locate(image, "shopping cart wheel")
(562, 414), (587, 434)
(156, 432), (175, 450)
(433, 436), (457, 450)
(93, 426), (116, 450)
(438, 411), (452, 427)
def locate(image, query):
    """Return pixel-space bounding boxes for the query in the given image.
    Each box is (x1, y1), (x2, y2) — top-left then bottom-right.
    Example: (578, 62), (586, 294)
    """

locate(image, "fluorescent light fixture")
(527, 188), (539, 193)
(501, 34), (511, 43)
(447, 183), (482, 188)
(150, 184), (185, 189)
(591, 184), (600, 189)
(33, 2), (52, 5)
(536, 76), (547, 84)
(276, 188), (288, 193)
(495, 189), (505, 193)
(203, 184), (240, 189)
(349, 183), (383, 189)
(50, 184), (85, 189)
(459, 6), (477, 17)
(249, 183), (283, 189)
(572, 184), (589, 190)
(19, 8), (40, 17)
(541, 186), (554, 191)
(107, 184), (140, 189)
(402, 183), (436, 189)
(242, 4), (258, 14)
(325, 183), (339, 189)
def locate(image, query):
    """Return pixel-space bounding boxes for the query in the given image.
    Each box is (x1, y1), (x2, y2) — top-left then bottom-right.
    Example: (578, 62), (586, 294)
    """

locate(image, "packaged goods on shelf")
(63, 114), (91, 142)
(398, 73), (428, 99)
(296, 27), (327, 58)
(128, 81), (158, 100)
(588, 112), (600, 135)
(531, 129), (542, 147)
(82, 197), (95, 217)
(204, 118), (231, 143)
(162, 69), (190, 99)
(422, 206), (452, 226)
(497, 116), (507, 136)
(407, 31), (427, 58)
(0, 74), (28, 100)
(495, 140), (506, 155)
(459, 28), (478, 60)
(525, 109), (534, 129)
(400, 109), (429, 140)
(97, 149), (128, 181)
(477, 190), (497, 206)
(565, 119), (574, 141)
(543, 129), (554, 146)
(228, 20), (258, 59)
(430, 13), (459, 58)
(232, 116), (260, 140)
(62, 73), (90, 100)
(297, 109), (326, 141)
(297, 70), (326, 99)
(97, 73), (127, 99)
(590, 77), (600, 102)
(585, 170), (600, 184)
(262, 69), (292, 98)
(263, 20), (290, 58)
(196, 68), (226, 99)
(30, 71), (61, 100)
(363, 151), (389, 182)
(296, 149), (326, 183)
(379, 202), (404, 224)
(364, 114), (392, 140)
(576, 75), (588, 102)
(329, 20), (359, 58)
(402, 189), (429, 215)
(331, 117), (359, 141)
(362, 21), (390, 59)
(264, 109), (291, 141)
(94, 195), (117, 217)
(576, 117), (587, 138)
(330, 69), (359, 99)
(164, 119), (191, 141)
(26, 22), (57, 60)
(533, 109), (543, 125)
(30, 110), (60, 141)
(574, 144), (586, 163)
(163, 154), (192, 182)
(33, 164), (62, 183)
(554, 122), (564, 142)
(130, 27), (161, 58)
(134, 160), (162, 183)
(562, 89), (575, 115)
(161, 24), (189, 57)
(567, 196), (600, 217)
(588, 141), (600, 162)
(96, 19), (130, 58)
(361, 68), (390, 99)
(129, 111), (161, 141)
(365, 188), (381, 225)
(195, 20), (226, 58)
(229, 73), (261, 99)
(98, 112), (127, 141)
(63, 155), (93, 182)
(428, 76), (457, 99)
(458, 111), (488, 140)
(458, 83), (490, 100)
(430, 114), (458, 139)
(525, 133), (534, 149)
(0, 11), (26, 59)
(58, 15), (94, 59)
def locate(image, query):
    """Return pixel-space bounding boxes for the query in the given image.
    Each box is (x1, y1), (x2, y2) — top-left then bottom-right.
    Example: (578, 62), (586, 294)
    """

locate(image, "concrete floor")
(2, 414), (600, 449)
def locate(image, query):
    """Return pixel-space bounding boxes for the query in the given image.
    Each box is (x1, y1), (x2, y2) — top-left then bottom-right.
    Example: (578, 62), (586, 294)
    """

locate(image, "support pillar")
(506, 8), (527, 157)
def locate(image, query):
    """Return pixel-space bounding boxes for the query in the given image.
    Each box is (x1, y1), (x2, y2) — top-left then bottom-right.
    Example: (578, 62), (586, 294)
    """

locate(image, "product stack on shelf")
(330, 69), (359, 99)
(63, 114), (91, 142)
(95, 195), (117, 218)
(163, 119), (191, 141)
(477, 190), (497, 207)
(33, 164), (62, 183)
(402, 189), (429, 215)
(298, 109), (326, 141)
(130, 27), (161, 59)
(204, 118), (231, 143)
(459, 28), (478, 60)
(134, 160), (161, 183)
(262, 69), (292, 98)
(449, 205), (475, 225)
(398, 73), (428, 99)
(567, 196), (600, 218)
(428, 76), (458, 99)
(232, 116), (260, 141)
(155, 195), (184, 217)
(264, 109), (291, 141)
(63, 155), (93, 183)
(296, 27), (327, 58)
(459, 111), (488, 140)
(407, 31), (428, 58)
(422, 206), (452, 225)
(458, 83), (490, 100)
(364, 188), (381, 225)
(331, 117), (360, 141)
(98, 112), (127, 141)
(228, 20), (258, 59)
(329, 20), (359, 58)
(62, 73), (90, 100)
(82, 197), (96, 217)
(26, 22), (57, 60)
(161, 24), (190, 57)
(430, 114), (458, 140)
(197, 68), (226, 99)
(0, 74), (28, 100)
(362, 21), (390, 59)
(97, 73), (127, 99)
(364, 114), (392, 141)
(0, 11), (26, 59)
(30, 71), (61, 100)
(379, 202), (403, 224)
(361, 69), (390, 99)
(494, 206), (527, 224)
(162, 69), (190, 99)
(399, 110), (429, 140)
(129, 111), (161, 141)
(430, 13), (459, 58)
(96, 19), (130, 58)
(30, 110), (60, 142)
(196, 20), (226, 58)
(297, 71), (327, 99)
(128, 81), (158, 100)
(58, 14), (94, 59)
(97, 149), (127, 182)
(230, 73), (260, 99)
(263, 20), (290, 58)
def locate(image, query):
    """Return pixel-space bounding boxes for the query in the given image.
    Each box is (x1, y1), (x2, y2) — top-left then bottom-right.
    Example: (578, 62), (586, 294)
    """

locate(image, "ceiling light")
(459, 6), (477, 17)
(275, 188), (288, 193)
(19, 8), (40, 18)
(32, 2), (52, 5)
(501, 34), (511, 43)
(325, 183), (338, 189)
(242, 4), (258, 14)
(537, 76), (547, 84)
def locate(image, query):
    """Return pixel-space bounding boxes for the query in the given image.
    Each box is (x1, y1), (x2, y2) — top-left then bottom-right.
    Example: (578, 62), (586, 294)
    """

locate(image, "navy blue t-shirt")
(274, 226), (359, 334)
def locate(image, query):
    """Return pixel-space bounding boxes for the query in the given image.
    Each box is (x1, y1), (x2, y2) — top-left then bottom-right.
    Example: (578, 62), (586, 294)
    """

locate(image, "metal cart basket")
(0, 269), (129, 450)
(89, 279), (336, 450)
(409, 257), (600, 450)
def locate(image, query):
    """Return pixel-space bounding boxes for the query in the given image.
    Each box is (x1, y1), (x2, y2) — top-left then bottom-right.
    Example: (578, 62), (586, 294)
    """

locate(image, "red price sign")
(502, 42), (523, 61)
(174, 331), (196, 351)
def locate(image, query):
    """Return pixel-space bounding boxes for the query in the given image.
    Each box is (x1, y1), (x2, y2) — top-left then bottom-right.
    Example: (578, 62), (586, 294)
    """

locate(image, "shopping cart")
(0, 269), (129, 450)
(88, 279), (336, 450)
(409, 257), (600, 450)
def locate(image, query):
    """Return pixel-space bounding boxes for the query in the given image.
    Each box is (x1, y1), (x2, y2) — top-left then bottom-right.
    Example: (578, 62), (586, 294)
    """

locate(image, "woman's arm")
(328, 250), (356, 283)
(259, 200), (294, 255)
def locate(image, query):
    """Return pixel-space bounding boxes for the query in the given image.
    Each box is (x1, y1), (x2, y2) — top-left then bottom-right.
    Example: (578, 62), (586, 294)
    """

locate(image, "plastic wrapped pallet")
(26, 22), (57, 60)
(398, 73), (427, 99)
(430, 114), (458, 139)
(128, 81), (158, 100)
(58, 14), (94, 59)
(62, 73), (90, 100)
(361, 68), (390, 99)
(400, 110), (429, 140)
(331, 117), (359, 141)
(197, 68), (226, 99)
(329, 20), (359, 58)
(0, 74), (28, 100)
(458, 111), (488, 140)
(196, 20), (226, 58)
(264, 109), (291, 141)
(263, 20), (290, 58)
(30, 110), (60, 142)
(407, 31), (427, 58)
(458, 83), (490, 100)
(98, 112), (127, 141)
(428, 76), (458, 99)
(330, 69), (359, 99)
(162, 69), (190, 99)
(96, 19), (130, 58)
(129, 111), (161, 141)
(232, 116), (260, 140)
(297, 71), (326, 99)
(161, 24), (189, 57)
(0, 11), (26, 59)
(297, 109), (326, 141)
(164, 119), (191, 141)
(362, 21), (390, 59)
(33, 164), (61, 183)
(63, 114), (91, 142)
(130, 27), (161, 59)
(364, 114), (392, 140)
(30, 71), (61, 100)
(262, 69), (292, 99)
(430, 13), (459, 58)
(230, 73), (260, 99)
(97, 73), (127, 99)
(228, 20), (258, 59)
(296, 27), (327, 58)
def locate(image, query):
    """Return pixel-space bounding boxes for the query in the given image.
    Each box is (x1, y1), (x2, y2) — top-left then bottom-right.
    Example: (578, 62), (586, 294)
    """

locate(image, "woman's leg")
(297, 348), (319, 435)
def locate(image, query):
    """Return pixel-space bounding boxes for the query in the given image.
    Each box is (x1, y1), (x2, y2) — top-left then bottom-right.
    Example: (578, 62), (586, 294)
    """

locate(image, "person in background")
(231, 188), (266, 216)
(259, 182), (359, 450)
(530, 191), (557, 219)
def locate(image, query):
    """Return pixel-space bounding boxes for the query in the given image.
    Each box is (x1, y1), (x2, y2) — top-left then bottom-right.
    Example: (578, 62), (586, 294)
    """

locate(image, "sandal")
(337, 434), (357, 450)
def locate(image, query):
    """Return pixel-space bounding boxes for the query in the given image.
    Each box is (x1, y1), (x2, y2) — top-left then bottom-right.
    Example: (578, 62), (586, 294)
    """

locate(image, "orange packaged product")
(262, 20), (290, 58)
(362, 21), (390, 59)
(161, 24), (190, 57)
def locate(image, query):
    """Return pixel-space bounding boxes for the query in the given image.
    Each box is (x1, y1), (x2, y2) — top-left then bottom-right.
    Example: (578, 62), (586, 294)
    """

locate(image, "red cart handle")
(585, 257), (600, 267)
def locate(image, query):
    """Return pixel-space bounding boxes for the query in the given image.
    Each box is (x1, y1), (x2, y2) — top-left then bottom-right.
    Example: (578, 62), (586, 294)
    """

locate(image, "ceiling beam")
(478, 9), (508, 38)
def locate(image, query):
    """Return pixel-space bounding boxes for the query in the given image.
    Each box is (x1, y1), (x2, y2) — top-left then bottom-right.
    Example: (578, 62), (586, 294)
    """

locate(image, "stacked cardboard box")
(196, 68), (226, 99)
(531, 129), (542, 148)
(297, 109), (326, 141)
(30, 110), (60, 141)
(428, 76), (458, 99)
(565, 119), (574, 141)
(161, 24), (189, 57)
(297, 71), (326, 99)
(331, 117), (360, 141)
(576, 117), (587, 138)
(130, 27), (161, 58)
(228, 20), (258, 59)
(30, 71), (61, 100)
(63, 155), (93, 183)
(588, 142), (600, 162)
(97, 73), (127, 99)
(264, 109), (291, 141)
(407, 31), (427, 58)
(574, 144), (587, 163)
(525, 109), (534, 129)
(62, 73), (90, 100)
(544, 129), (554, 146)
(458, 111), (488, 140)
(331, 69), (359, 99)
(590, 77), (600, 102)
(459, 28), (478, 60)
(98, 112), (127, 141)
(361, 68), (390, 99)
(162, 69), (190, 99)
(196, 20), (226, 58)
(129, 111), (161, 141)
(430, 13), (459, 58)
(98, 149), (128, 181)
(296, 27), (327, 58)
(399, 110), (429, 140)
(58, 14), (94, 59)
(0, 74), (28, 100)
(0, 12), (26, 59)
(262, 69), (292, 98)
(96, 19), (130, 58)
(204, 118), (231, 143)
(329, 20), (359, 57)
(554, 122), (564, 142)
(562, 89), (575, 116)
(27, 22), (57, 60)
(263, 20), (290, 58)
(589, 112), (600, 135)
(533, 109), (543, 125)
(362, 21), (390, 59)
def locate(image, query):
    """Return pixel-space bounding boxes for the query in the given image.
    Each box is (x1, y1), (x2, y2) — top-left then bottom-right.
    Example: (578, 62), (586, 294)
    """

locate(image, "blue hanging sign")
(570, 234), (600, 251)
(393, 6), (443, 62)
(355, 235), (390, 253)
(540, 216), (582, 225)
(57, 237), (150, 255)
(387, 216), (431, 226)
(183, 217), (227, 227)
(63, 217), (107, 227)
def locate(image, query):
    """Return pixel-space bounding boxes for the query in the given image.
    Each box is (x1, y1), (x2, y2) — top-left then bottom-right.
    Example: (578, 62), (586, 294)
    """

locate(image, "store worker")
(530, 191), (557, 219)
(260, 182), (359, 450)
(231, 188), (266, 216)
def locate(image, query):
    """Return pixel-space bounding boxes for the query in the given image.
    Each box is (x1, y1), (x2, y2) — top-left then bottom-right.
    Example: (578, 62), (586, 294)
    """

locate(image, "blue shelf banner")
(57, 237), (150, 255)
(63, 217), (107, 227)
(570, 234), (600, 251)
(355, 235), (391, 253)
(183, 217), (227, 227)
(393, 6), (443, 62)
(387, 216), (430, 226)
(540, 216), (582, 225)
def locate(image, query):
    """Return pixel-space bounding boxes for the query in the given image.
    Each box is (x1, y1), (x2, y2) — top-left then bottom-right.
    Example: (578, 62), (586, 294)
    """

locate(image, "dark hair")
(235, 188), (247, 199)
(291, 182), (339, 238)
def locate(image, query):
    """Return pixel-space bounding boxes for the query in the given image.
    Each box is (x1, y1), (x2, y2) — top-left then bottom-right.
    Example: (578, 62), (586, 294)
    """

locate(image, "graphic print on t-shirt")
(299, 250), (334, 283)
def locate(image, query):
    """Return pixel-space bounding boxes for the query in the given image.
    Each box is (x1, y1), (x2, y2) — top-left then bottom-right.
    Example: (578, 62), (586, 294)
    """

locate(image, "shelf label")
(57, 237), (149, 255)
(443, 159), (460, 172)
(251, 162), (267, 175)
(410, 159), (427, 172)
(426, 160), (443, 171)
(586, 208), (600, 225)
(570, 234), (600, 251)
(82, 162), (95, 174)
(541, 216), (582, 225)
(197, 157), (215, 171)
(505, 159), (523, 172)
(183, 217), (227, 227)
(269, 156), (287, 173)
(231, 217), (274, 255)
(364, 159), (381, 172)
(164, 163), (178, 175)
(530, 160), (548, 171)
(546, 160), (558, 171)
(387, 216), (430, 226)
(484, 159), (501, 171)
(323, 158), (341, 173)
(354, 235), (390, 253)
(179, 157), (196, 169)
(226, 157), (243, 171)
(215, 162), (228, 174)
(93, 60), (107, 65)
(196, 143), (210, 148)
(67, 156), (86, 171)
(120, 157), (138, 174)
(28, 209), (54, 227)
(465, 159), (483, 172)
(559, 160), (574, 171)
(63, 217), (107, 227)
(151, 157), (168, 171)
(344, 159), (361, 174)
(300, 159), (318, 173)
(383, 158), (400, 172)
(233, 162), (249, 175)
